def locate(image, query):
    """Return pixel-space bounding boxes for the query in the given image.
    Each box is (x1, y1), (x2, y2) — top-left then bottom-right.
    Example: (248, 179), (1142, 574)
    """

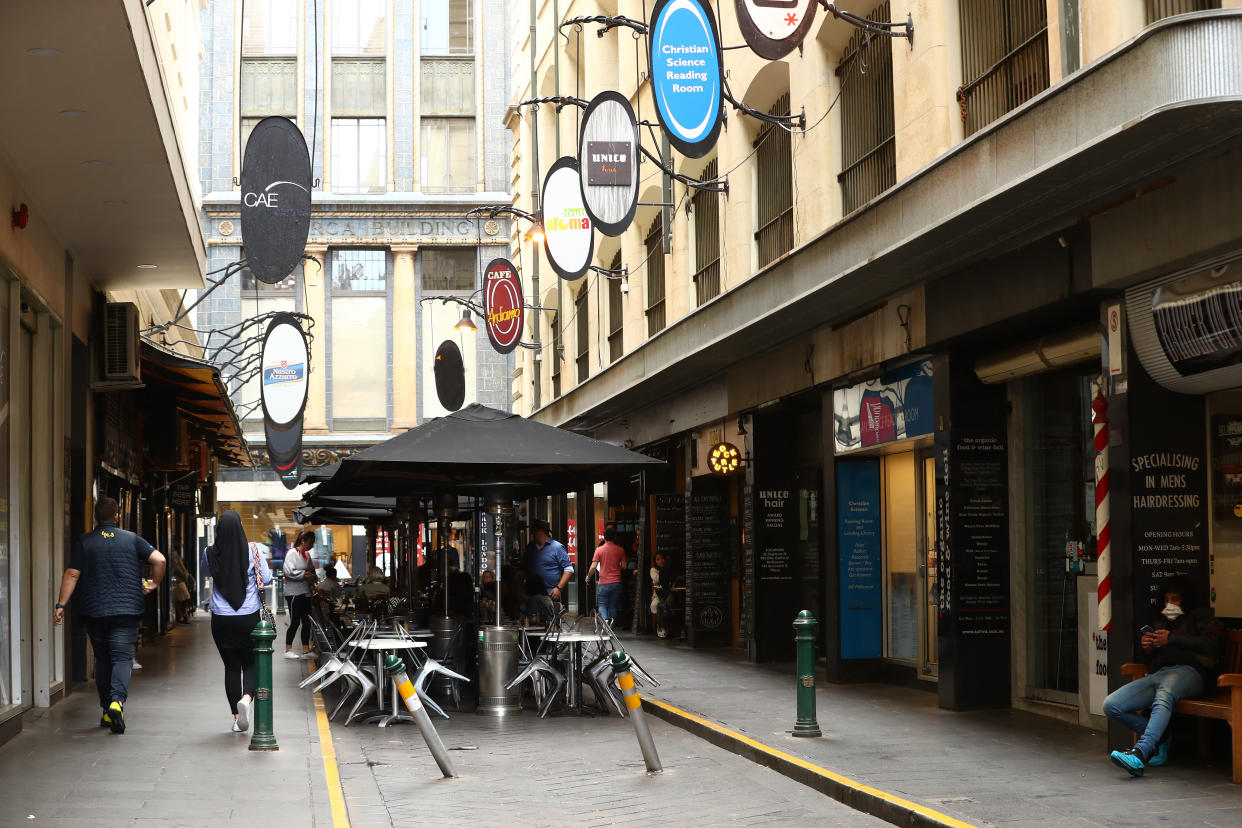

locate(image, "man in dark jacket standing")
(1104, 577), (1220, 776)
(53, 497), (165, 733)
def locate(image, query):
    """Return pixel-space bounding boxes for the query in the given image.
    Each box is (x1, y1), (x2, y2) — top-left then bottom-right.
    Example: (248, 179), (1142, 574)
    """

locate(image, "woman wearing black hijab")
(201, 510), (272, 733)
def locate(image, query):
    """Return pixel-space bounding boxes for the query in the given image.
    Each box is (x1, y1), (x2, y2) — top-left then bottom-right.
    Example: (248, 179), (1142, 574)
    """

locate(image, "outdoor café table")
(351, 638), (427, 726)
(544, 631), (611, 716)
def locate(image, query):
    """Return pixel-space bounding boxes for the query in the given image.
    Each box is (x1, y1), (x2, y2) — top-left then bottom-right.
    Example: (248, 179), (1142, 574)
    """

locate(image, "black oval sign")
(240, 116), (312, 285)
(265, 416), (303, 490)
(578, 92), (639, 237)
(434, 340), (466, 412)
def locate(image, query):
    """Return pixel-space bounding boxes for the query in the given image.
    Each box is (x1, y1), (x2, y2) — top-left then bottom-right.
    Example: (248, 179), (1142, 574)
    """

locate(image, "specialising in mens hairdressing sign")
(239, 116), (312, 284)
(483, 259), (524, 354)
(648, 0), (724, 158)
(260, 315), (309, 426)
(733, 0), (818, 60)
(541, 157), (595, 280)
(578, 92), (640, 237)
(434, 339), (467, 411)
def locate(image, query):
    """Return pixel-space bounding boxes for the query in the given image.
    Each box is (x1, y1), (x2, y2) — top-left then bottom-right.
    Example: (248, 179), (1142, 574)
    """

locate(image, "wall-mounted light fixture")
(454, 309), (478, 332)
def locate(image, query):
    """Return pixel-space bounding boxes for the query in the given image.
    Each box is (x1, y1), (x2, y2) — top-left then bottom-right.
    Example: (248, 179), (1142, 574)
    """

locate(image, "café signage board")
(239, 116), (312, 284)
(578, 92), (640, 237)
(483, 259), (524, 354)
(434, 339), (467, 411)
(260, 315), (309, 427)
(541, 157), (595, 280)
(648, 0), (724, 158)
(733, 0), (818, 60)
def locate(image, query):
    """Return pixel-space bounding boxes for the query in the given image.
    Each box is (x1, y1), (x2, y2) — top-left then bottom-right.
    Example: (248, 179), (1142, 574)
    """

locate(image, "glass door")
(883, 452), (918, 662)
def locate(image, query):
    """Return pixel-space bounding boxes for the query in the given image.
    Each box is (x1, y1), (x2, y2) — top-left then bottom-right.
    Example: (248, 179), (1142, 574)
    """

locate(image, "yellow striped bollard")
(383, 655), (457, 778)
(611, 650), (662, 774)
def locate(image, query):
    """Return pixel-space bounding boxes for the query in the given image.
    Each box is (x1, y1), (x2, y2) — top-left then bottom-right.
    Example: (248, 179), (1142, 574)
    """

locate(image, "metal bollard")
(611, 651), (662, 773)
(249, 619), (279, 751)
(792, 610), (822, 738)
(384, 655), (457, 778)
(275, 571), (286, 615)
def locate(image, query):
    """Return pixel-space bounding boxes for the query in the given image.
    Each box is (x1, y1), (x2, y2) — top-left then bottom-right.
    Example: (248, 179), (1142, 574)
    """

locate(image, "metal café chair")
(506, 611), (568, 718)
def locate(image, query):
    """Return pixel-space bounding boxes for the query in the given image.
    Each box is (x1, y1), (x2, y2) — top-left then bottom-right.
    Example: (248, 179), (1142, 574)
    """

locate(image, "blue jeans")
(597, 582), (621, 622)
(1102, 664), (1204, 759)
(86, 615), (141, 708)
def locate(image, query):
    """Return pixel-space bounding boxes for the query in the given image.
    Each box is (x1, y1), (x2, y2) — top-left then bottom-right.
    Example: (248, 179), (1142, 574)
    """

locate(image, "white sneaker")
(132, 661), (143, 670)
(236, 696), (250, 731)
(283, 651), (300, 660)
(232, 720), (243, 733)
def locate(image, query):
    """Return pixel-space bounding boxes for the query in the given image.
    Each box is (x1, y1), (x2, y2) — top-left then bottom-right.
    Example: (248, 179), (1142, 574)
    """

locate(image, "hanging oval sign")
(648, 0), (724, 159)
(733, 0), (817, 60)
(434, 339), (466, 412)
(483, 259), (524, 354)
(578, 92), (639, 237)
(239, 116), (312, 284)
(259, 314), (309, 427)
(264, 417), (303, 490)
(541, 157), (595, 280)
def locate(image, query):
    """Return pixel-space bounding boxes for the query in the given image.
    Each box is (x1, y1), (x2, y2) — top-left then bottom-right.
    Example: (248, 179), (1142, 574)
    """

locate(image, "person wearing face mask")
(1103, 577), (1221, 777)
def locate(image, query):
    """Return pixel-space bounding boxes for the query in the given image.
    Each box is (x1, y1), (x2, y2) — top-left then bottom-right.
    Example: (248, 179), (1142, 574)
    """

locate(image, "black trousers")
(86, 615), (141, 708)
(211, 612), (258, 715)
(285, 594), (311, 647)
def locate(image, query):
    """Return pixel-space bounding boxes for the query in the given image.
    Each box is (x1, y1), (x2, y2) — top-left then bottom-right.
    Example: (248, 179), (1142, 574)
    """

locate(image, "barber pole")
(1093, 390), (1111, 631)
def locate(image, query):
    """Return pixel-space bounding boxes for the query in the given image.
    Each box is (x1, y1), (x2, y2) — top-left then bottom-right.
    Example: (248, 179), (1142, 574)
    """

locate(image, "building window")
(1146, 0), (1220, 23)
(551, 312), (562, 399)
(329, 249), (389, 426)
(645, 217), (666, 337)
(332, 118), (386, 193)
(608, 252), (624, 363)
(957, 0), (1049, 136)
(239, 264), (300, 423)
(420, 59), (475, 193)
(421, 248), (476, 292)
(331, 0), (386, 55)
(242, 0), (298, 55)
(754, 93), (793, 268)
(576, 285), (589, 384)
(692, 159), (720, 306)
(421, 0), (474, 55)
(838, 2), (896, 215)
(240, 58), (297, 154)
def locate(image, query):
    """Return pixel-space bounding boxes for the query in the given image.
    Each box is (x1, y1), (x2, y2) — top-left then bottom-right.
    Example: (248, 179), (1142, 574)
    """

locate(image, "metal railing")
(608, 253), (624, 363)
(1146, 0), (1220, 24)
(646, 219), (666, 337)
(576, 287), (589, 384)
(692, 160), (721, 305)
(957, 0), (1049, 136)
(838, 2), (896, 215)
(754, 93), (794, 268)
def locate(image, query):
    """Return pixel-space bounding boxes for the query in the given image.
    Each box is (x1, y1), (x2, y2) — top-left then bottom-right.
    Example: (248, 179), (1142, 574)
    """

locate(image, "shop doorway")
(881, 449), (938, 678)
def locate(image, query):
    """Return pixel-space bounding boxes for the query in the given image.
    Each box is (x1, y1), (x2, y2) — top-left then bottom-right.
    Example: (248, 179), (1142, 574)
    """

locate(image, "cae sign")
(648, 0), (724, 158)
(239, 116), (312, 284)
(483, 259), (524, 354)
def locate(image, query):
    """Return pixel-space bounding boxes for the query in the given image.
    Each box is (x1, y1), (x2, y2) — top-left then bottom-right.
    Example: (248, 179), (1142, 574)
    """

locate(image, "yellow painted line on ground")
(643, 696), (977, 828)
(313, 683), (352, 828)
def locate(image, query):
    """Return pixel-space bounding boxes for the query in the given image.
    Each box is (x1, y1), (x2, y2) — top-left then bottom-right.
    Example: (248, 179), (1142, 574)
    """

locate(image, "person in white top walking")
(282, 531), (318, 659)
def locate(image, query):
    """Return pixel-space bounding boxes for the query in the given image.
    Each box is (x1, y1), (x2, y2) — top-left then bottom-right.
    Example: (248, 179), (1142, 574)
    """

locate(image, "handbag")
(251, 544), (275, 626)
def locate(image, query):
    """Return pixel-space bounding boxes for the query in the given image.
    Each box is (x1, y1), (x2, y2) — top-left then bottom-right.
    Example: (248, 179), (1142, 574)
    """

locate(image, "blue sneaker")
(1147, 737), (1171, 767)
(1110, 748), (1144, 777)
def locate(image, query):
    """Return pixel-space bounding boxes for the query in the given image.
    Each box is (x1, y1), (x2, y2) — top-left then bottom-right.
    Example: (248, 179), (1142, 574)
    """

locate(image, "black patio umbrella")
(313, 404), (664, 498)
(300, 462), (341, 485)
(292, 505), (394, 525)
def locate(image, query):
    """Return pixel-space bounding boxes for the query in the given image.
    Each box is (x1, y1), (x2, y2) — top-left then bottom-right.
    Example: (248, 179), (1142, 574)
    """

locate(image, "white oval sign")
(542, 157), (595, 280)
(260, 315), (309, 427)
(578, 92), (639, 237)
(734, 0), (817, 60)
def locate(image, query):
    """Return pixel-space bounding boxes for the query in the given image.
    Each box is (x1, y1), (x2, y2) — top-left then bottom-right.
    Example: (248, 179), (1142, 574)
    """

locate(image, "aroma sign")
(542, 157), (595, 280)
(483, 258), (524, 354)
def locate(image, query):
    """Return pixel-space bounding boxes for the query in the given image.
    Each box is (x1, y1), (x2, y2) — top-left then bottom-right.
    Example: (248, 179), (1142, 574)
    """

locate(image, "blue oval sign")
(648, 0), (723, 158)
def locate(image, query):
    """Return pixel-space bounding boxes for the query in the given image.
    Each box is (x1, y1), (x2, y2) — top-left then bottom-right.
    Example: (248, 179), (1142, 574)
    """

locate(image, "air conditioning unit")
(101, 302), (142, 385)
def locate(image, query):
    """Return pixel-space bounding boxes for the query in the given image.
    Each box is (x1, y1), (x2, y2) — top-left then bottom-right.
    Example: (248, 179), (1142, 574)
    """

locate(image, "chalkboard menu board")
(652, 494), (685, 564)
(948, 434), (1009, 635)
(168, 480), (197, 511)
(687, 493), (730, 639)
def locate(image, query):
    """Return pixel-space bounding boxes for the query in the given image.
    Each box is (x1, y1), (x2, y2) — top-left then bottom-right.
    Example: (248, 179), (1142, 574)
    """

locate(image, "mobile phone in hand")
(1140, 624), (1155, 635)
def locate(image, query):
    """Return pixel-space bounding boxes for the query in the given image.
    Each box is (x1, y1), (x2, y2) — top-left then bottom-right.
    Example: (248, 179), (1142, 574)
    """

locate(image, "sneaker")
(99, 709), (112, 728)
(236, 696), (251, 732)
(656, 628), (667, 639)
(283, 650), (301, 660)
(1148, 737), (1171, 767)
(107, 701), (125, 734)
(1110, 748), (1144, 777)
(232, 720), (243, 733)
(131, 661), (143, 671)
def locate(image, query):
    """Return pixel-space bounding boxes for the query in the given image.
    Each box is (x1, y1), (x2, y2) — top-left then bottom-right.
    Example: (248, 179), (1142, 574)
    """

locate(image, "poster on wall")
(239, 116), (312, 284)
(755, 483), (797, 661)
(837, 461), (882, 659)
(833, 359), (934, 453)
(483, 258), (524, 354)
(733, 0), (818, 60)
(541, 157), (595, 280)
(578, 92), (640, 237)
(648, 0), (724, 158)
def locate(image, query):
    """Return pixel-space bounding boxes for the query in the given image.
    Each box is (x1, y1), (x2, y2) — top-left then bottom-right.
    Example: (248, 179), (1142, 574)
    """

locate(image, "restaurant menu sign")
(483, 258), (523, 354)
(578, 92), (640, 237)
(648, 0), (724, 158)
(239, 116), (312, 284)
(433, 339), (467, 412)
(541, 157), (595, 280)
(686, 492), (730, 639)
(733, 0), (818, 60)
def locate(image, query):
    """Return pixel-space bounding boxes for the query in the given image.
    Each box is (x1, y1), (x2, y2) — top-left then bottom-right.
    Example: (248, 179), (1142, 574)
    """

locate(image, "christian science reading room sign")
(578, 92), (640, 237)
(260, 314), (310, 490)
(239, 116), (312, 284)
(483, 259), (524, 354)
(542, 157), (595, 280)
(649, 0), (724, 158)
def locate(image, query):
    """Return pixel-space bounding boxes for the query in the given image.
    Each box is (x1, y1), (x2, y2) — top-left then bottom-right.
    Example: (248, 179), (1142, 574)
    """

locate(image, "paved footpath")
(0, 615), (338, 828)
(620, 636), (1242, 828)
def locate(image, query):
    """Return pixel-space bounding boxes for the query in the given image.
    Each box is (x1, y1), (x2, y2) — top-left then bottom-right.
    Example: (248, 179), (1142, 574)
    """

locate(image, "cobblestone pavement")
(331, 705), (885, 827)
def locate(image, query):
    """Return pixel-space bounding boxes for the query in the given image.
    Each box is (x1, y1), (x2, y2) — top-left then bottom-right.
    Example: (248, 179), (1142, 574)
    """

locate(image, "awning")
(139, 342), (250, 466)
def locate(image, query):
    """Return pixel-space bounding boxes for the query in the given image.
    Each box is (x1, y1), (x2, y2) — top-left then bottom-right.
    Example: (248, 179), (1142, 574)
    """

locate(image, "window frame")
(836, 2), (896, 215)
(645, 217), (666, 337)
(753, 93), (794, 269)
(331, 117), (387, 194)
(607, 252), (624, 363)
(326, 247), (392, 430)
(692, 159), (721, 306)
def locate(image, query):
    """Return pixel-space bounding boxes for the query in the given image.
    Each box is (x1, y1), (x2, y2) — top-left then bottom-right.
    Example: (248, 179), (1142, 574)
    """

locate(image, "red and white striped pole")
(1093, 389), (1111, 631)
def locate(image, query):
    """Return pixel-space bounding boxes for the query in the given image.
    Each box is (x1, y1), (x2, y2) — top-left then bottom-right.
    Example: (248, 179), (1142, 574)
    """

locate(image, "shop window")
(332, 0), (386, 55)
(576, 284), (589, 384)
(754, 93), (793, 268)
(645, 217), (666, 337)
(692, 159), (720, 305)
(957, 0), (1049, 136)
(837, 2), (896, 215)
(421, 0), (474, 55)
(242, 0), (298, 55)
(329, 249), (389, 425)
(1146, 0), (1220, 24)
(331, 118), (386, 194)
(421, 248), (475, 292)
(607, 251), (624, 363)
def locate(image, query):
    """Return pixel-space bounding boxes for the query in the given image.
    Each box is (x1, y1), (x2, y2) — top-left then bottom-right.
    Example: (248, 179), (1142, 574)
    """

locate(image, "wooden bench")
(1121, 630), (1242, 782)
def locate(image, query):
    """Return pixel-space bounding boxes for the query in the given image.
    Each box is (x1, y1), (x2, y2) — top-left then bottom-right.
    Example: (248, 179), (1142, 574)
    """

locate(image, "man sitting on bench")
(1104, 577), (1221, 777)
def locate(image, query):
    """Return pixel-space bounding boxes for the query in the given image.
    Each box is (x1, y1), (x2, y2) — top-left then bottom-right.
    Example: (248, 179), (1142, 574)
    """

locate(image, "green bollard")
(275, 571), (286, 615)
(249, 619), (279, 751)
(792, 610), (822, 738)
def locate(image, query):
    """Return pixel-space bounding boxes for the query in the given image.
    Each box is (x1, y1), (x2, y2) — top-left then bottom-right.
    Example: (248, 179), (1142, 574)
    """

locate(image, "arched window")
(754, 93), (793, 268)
